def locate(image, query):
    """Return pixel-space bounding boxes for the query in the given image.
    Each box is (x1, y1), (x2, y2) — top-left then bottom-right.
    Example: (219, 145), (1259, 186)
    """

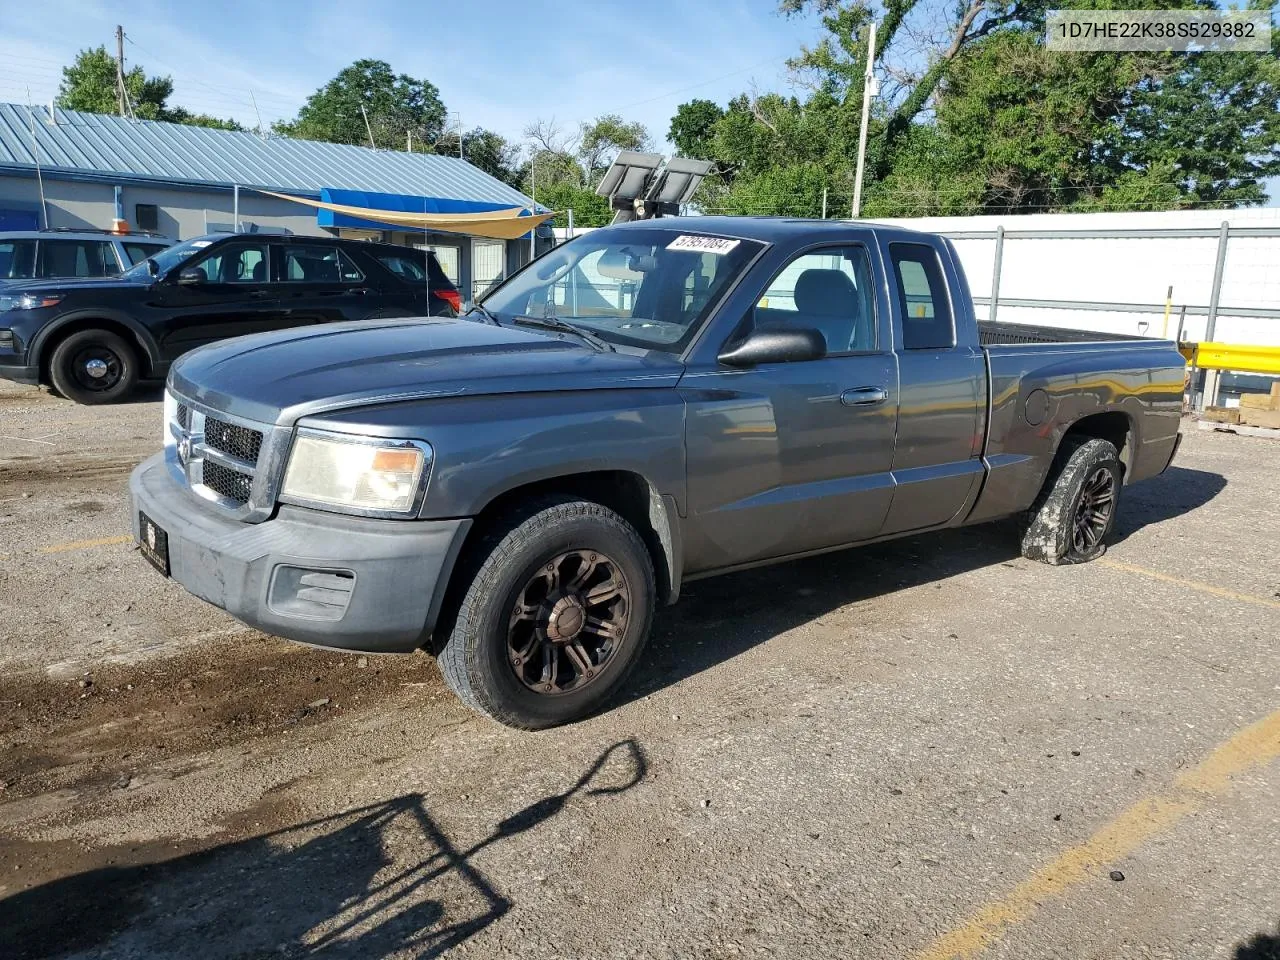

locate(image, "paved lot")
(1, 378), (1279, 960)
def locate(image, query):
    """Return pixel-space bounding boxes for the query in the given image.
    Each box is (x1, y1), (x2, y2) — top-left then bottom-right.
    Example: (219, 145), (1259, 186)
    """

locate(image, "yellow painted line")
(37, 534), (133, 555)
(913, 707), (1280, 960)
(1099, 558), (1280, 612)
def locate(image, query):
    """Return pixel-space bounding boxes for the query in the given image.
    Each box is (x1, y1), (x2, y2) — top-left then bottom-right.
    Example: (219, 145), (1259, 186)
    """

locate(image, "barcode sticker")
(666, 235), (741, 255)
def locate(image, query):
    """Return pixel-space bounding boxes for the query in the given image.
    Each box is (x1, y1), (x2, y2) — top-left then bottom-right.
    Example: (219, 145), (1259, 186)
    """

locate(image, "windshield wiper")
(512, 315), (615, 352)
(464, 301), (501, 325)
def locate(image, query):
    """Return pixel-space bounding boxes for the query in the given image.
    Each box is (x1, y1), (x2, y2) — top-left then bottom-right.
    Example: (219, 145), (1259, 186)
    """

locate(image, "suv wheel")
(49, 329), (139, 405)
(438, 496), (655, 729)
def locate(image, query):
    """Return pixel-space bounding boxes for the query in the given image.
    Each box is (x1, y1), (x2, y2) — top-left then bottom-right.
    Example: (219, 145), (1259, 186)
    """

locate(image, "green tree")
(275, 59), (446, 148)
(673, 0), (1279, 217)
(578, 114), (651, 180)
(57, 45), (172, 119)
(668, 99), (725, 160)
(57, 46), (242, 130)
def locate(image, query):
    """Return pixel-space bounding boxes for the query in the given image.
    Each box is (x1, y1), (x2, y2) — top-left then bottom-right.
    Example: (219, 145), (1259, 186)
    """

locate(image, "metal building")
(0, 103), (550, 300)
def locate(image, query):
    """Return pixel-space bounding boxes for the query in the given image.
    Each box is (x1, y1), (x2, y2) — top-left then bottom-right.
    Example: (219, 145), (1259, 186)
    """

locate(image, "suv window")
(0, 239), (37, 281)
(753, 245), (878, 353)
(375, 251), (451, 290)
(282, 244), (364, 283)
(890, 243), (954, 350)
(40, 239), (116, 279)
(188, 243), (269, 284)
(123, 242), (170, 266)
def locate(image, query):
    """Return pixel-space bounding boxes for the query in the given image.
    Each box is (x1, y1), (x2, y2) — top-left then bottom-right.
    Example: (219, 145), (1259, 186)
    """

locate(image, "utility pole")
(851, 20), (878, 219)
(115, 25), (127, 117)
(360, 104), (376, 149)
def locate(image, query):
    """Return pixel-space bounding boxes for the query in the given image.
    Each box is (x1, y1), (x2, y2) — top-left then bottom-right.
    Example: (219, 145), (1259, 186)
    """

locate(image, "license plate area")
(138, 511), (170, 576)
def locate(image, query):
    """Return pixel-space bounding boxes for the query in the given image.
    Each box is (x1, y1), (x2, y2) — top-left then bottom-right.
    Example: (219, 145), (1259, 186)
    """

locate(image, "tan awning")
(255, 189), (555, 241)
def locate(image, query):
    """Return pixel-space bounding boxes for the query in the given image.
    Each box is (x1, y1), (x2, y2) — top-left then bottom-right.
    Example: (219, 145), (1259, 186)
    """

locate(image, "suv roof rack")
(40, 227), (171, 239)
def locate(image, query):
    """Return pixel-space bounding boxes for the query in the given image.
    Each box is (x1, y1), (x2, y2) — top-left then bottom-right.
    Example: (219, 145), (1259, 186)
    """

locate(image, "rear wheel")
(1020, 437), (1122, 565)
(48, 329), (139, 405)
(438, 496), (655, 729)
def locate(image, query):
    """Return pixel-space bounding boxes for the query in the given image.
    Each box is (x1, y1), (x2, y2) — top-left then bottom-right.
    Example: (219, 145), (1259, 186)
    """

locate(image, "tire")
(438, 496), (655, 729)
(1020, 436), (1123, 565)
(48, 329), (139, 405)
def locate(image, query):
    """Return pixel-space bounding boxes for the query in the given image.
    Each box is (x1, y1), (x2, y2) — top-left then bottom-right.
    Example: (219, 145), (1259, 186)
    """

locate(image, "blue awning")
(318, 187), (549, 238)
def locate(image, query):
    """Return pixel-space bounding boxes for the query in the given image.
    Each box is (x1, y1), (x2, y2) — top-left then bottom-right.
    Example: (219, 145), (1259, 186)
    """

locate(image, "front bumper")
(129, 453), (472, 653)
(0, 356), (39, 385)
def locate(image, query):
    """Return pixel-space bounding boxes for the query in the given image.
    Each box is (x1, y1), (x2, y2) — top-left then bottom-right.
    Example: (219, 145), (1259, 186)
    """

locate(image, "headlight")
(0, 293), (64, 312)
(281, 430), (432, 516)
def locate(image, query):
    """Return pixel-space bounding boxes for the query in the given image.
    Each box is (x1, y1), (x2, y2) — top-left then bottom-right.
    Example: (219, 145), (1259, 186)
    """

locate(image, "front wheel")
(438, 497), (655, 729)
(48, 329), (139, 405)
(1020, 436), (1122, 565)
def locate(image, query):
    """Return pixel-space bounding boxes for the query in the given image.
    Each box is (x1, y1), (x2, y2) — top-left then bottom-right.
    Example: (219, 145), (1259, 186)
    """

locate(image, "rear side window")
(890, 243), (954, 350)
(124, 242), (169, 265)
(376, 252), (453, 291)
(39, 239), (114, 278)
(0, 239), (37, 280)
(281, 244), (364, 283)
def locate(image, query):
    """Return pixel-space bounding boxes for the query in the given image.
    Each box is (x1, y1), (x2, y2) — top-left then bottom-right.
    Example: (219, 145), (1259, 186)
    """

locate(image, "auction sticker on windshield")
(667, 235), (741, 255)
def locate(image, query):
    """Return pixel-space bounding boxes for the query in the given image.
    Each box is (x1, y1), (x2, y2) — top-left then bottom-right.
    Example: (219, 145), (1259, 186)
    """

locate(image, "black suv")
(0, 233), (462, 404)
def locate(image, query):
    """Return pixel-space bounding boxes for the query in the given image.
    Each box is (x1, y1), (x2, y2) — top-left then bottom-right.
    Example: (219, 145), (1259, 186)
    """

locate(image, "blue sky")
(0, 0), (825, 147)
(1, 0), (1273, 204)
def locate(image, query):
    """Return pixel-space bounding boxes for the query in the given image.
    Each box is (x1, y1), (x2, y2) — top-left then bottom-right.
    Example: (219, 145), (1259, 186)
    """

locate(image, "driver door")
(680, 243), (900, 572)
(155, 240), (283, 360)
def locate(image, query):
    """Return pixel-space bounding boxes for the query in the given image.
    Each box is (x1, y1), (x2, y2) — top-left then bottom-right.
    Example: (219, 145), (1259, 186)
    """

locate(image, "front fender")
(30, 309), (161, 374)
(299, 389), (689, 520)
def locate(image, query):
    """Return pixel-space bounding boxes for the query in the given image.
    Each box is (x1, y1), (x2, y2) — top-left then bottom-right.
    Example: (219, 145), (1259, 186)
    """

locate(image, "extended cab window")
(282, 244), (364, 283)
(189, 243), (269, 284)
(890, 243), (954, 350)
(753, 246), (877, 353)
(0, 239), (36, 280)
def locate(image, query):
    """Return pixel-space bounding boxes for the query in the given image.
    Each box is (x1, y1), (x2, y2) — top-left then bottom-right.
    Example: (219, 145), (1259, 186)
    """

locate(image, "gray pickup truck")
(129, 217), (1184, 728)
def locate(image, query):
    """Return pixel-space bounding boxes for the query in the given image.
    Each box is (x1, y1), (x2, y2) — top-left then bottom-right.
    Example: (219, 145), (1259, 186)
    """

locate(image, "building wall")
(0, 174), (323, 240)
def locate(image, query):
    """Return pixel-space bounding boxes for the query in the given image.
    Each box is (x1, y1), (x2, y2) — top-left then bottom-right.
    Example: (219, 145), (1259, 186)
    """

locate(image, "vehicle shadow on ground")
(1110, 465), (1226, 544)
(0, 740), (647, 960)
(626, 465), (1225, 703)
(1236, 923), (1280, 959)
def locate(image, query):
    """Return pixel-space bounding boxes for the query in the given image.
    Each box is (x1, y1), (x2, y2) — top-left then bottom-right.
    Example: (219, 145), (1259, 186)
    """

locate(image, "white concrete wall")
(870, 208), (1280, 346)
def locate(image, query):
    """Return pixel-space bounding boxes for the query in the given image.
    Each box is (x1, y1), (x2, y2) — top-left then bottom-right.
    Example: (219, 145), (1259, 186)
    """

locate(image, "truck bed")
(978, 320), (1148, 346)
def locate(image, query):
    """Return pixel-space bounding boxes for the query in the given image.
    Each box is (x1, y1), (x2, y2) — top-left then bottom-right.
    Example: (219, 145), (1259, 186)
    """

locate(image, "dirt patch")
(0, 454), (143, 492)
(0, 636), (440, 807)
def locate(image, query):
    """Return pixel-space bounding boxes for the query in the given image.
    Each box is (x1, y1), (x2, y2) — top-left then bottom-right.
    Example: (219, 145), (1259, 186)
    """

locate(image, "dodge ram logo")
(178, 436), (192, 463)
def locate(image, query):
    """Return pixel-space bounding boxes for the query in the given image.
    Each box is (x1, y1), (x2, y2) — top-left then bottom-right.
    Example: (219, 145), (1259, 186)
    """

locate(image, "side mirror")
(718, 327), (826, 368)
(176, 268), (205, 286)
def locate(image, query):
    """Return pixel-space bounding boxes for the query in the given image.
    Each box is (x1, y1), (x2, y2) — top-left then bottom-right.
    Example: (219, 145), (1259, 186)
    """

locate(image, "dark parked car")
(130, 217), (1185, 728)
(0, 233), (461, 403)
(0, 229), (172, 288)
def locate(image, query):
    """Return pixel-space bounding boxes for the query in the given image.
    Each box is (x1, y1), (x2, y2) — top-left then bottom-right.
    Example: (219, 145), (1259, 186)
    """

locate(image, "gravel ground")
(1, 378), (1279, 960)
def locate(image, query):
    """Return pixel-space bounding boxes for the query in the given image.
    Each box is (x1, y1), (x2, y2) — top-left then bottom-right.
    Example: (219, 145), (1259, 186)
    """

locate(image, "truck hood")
(170, 317), (686, 425)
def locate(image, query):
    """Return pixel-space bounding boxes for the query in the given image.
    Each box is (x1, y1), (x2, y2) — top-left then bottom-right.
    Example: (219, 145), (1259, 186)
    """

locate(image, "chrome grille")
(166, 390), (278, 517)
(202, 461), (254, 504)
(204, 417), (263, 464)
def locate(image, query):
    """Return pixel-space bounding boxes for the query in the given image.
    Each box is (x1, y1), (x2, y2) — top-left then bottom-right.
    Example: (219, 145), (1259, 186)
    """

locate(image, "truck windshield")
(479, 228), (763, 352)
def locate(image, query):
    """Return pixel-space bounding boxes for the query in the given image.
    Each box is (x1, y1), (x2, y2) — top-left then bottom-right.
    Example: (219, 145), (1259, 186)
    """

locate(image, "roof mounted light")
(596, 152), (712, 224)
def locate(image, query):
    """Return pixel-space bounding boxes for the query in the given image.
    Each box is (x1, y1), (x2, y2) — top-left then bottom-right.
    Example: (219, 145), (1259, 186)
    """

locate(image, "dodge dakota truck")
(129, 217), (1185, 728)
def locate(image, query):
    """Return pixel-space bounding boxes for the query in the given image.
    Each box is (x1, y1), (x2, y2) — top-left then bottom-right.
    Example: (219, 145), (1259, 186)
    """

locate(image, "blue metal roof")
(0, 103), (538, 208)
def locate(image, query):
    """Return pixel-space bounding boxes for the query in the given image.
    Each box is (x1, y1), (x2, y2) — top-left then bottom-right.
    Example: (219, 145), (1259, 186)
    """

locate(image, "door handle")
(346, 287), (370, 296)
(248, 290), (272, 299)
(840, 386), (888, 406)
